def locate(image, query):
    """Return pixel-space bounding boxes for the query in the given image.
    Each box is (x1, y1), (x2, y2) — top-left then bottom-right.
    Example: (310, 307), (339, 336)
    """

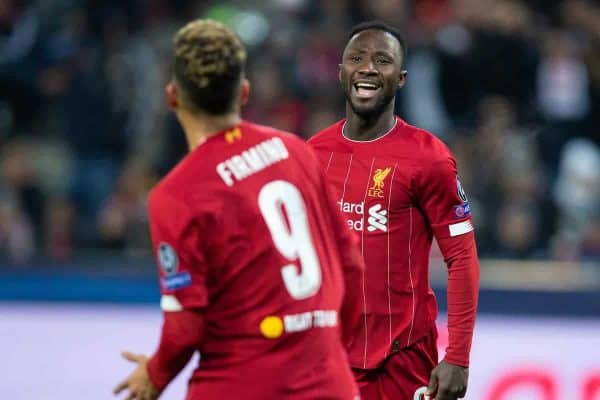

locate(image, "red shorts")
(352, 329), (438, 400)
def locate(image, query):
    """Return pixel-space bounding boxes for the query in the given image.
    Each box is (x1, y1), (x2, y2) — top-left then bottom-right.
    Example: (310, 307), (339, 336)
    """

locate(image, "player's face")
(340, 30), (405, 119)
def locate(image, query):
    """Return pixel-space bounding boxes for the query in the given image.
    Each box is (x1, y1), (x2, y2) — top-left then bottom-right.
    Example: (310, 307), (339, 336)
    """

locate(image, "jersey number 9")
(258, 180), (322, 300)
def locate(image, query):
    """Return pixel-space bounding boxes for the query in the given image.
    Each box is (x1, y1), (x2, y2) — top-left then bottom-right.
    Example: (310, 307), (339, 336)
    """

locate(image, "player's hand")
(426, 360), (468, 400)
(113, 351), (159, 400)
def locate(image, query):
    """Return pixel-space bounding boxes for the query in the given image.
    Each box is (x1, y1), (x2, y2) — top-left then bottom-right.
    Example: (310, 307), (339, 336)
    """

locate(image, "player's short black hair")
(348, 21), (407, 67)
(172, 19), (247, 115)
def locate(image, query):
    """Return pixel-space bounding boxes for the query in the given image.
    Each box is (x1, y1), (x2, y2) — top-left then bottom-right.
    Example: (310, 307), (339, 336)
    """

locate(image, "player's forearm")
(437, 232), (480, 367)
(147, 310), (205, 392)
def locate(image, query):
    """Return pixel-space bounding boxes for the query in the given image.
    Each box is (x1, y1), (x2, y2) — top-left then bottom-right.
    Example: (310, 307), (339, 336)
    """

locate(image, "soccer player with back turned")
(308, 21), (480, 400)
(113, 19), (364, 400)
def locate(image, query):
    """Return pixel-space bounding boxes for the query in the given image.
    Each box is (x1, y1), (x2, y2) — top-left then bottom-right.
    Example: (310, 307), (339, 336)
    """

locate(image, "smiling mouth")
(353, 82), (381, 99)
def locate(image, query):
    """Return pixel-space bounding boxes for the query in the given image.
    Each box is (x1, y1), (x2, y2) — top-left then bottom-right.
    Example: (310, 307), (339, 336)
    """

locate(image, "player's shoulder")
(148, 149), (209, 215)
(148, 166), (220, 231)
(306, 119), (345, 148)
(399, 120), (454, 162)
(148, 170), (186, 215)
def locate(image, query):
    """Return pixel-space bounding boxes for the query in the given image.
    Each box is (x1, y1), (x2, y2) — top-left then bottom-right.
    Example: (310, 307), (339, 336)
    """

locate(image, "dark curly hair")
(173, 19), (247, 114)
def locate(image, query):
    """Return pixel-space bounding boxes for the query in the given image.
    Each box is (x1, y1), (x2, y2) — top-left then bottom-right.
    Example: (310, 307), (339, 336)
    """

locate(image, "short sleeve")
(148, 188), (209, 311)
(414, 155), (473, 240)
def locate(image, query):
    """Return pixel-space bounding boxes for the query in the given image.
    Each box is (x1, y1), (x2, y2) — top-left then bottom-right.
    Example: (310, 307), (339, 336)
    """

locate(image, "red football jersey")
(148, 120), (361, 399)
(308, 117), (474, 369)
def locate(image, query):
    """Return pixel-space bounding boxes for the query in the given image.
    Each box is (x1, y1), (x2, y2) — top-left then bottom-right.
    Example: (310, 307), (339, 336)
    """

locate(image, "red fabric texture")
(147, 310), (205, 392)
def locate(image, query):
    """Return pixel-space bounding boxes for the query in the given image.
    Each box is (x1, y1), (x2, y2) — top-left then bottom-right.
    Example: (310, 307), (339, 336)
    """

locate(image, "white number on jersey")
(258, 180), (322, 300)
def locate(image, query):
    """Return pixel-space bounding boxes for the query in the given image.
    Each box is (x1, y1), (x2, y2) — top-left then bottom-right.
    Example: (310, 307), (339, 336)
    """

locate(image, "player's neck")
(178, 111), (241, 151)
(344, 107), (396, 142)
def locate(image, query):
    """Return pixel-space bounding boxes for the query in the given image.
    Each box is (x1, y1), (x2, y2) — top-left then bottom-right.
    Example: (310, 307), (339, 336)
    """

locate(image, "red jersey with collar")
(308, 117), (477, 369)
(148, 120), (362, 399)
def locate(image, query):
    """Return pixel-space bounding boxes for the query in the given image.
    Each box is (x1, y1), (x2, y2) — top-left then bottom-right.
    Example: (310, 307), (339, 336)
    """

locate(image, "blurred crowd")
(0, 0), (599, 265)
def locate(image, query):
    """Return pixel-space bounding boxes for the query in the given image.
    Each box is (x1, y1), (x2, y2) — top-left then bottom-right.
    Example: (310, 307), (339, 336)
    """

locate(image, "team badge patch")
(453, 177), (471, 218)
(453, 202), (471, 218)
(158, 242), (178, 274)
(368, 167), (392, 198)
(457, 177), (468, 202)
(157, 242), (192, 291)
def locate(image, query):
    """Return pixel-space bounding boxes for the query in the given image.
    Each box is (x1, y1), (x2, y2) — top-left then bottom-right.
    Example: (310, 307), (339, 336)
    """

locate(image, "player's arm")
(146, 190), (210, 393)
(146, 309), (205, 392)
(415, 154), (479, 398)
(114, 190), (209, 398)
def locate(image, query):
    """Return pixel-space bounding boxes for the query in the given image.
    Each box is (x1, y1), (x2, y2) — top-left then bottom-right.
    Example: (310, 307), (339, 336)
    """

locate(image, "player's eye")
(349, 55), (362, 63)
(376, 58), (392, 64)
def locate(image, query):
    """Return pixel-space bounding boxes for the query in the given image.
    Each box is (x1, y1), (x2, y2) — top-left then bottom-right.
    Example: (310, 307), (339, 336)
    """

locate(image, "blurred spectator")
(245, 56), (307, 134)
(561, 0), (600, 140)
(0, 0), (42, 129)
(43, 197), (75, 260)
(549, 138), (600, 262)
(0, 190), (34, 264)
(553, 139), (600, 223)
(537, 30), (590, 122)
(580, 216), (600, 261)
(0, 140), (45, 243)
(97, 158), (153, 253)
(295, 25), (342, 93)
(495, 202), (541, 258)
(402, 47), (451, 137)
(536, 30), (591, 170)
(101, 7), (162, 160)
(552, 138), (600, 260)
(58, 13), (120, 231)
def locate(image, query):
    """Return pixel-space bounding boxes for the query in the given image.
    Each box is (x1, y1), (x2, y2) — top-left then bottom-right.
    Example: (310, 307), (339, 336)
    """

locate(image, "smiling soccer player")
(308, 21), (480, 400)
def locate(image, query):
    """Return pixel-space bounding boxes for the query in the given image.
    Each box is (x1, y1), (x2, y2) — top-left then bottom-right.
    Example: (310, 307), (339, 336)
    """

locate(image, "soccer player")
(113, 19), (364, 400)
(308, 21), (480, 400)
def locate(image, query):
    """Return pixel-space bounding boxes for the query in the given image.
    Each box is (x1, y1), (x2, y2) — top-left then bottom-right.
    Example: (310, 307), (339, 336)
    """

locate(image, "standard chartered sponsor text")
(338, 200), (387, 232)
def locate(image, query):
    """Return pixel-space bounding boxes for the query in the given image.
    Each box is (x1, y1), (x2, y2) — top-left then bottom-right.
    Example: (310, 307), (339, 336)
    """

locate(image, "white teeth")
(355, 83), (379, 90)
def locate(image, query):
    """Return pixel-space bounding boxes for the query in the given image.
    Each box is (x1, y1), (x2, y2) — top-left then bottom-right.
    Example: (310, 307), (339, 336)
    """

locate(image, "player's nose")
(357, 59), (376, 74)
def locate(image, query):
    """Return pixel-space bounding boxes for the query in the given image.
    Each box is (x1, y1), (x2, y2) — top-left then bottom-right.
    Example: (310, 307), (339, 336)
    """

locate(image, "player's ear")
(397, 70), (407, 89)
(338, 64), (343, 84)
(165, 81), (179, 110)
(239, 78), (250, 106)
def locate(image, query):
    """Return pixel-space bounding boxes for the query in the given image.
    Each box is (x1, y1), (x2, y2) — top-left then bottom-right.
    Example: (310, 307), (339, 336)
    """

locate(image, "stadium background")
(0, 0), (598, 399)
